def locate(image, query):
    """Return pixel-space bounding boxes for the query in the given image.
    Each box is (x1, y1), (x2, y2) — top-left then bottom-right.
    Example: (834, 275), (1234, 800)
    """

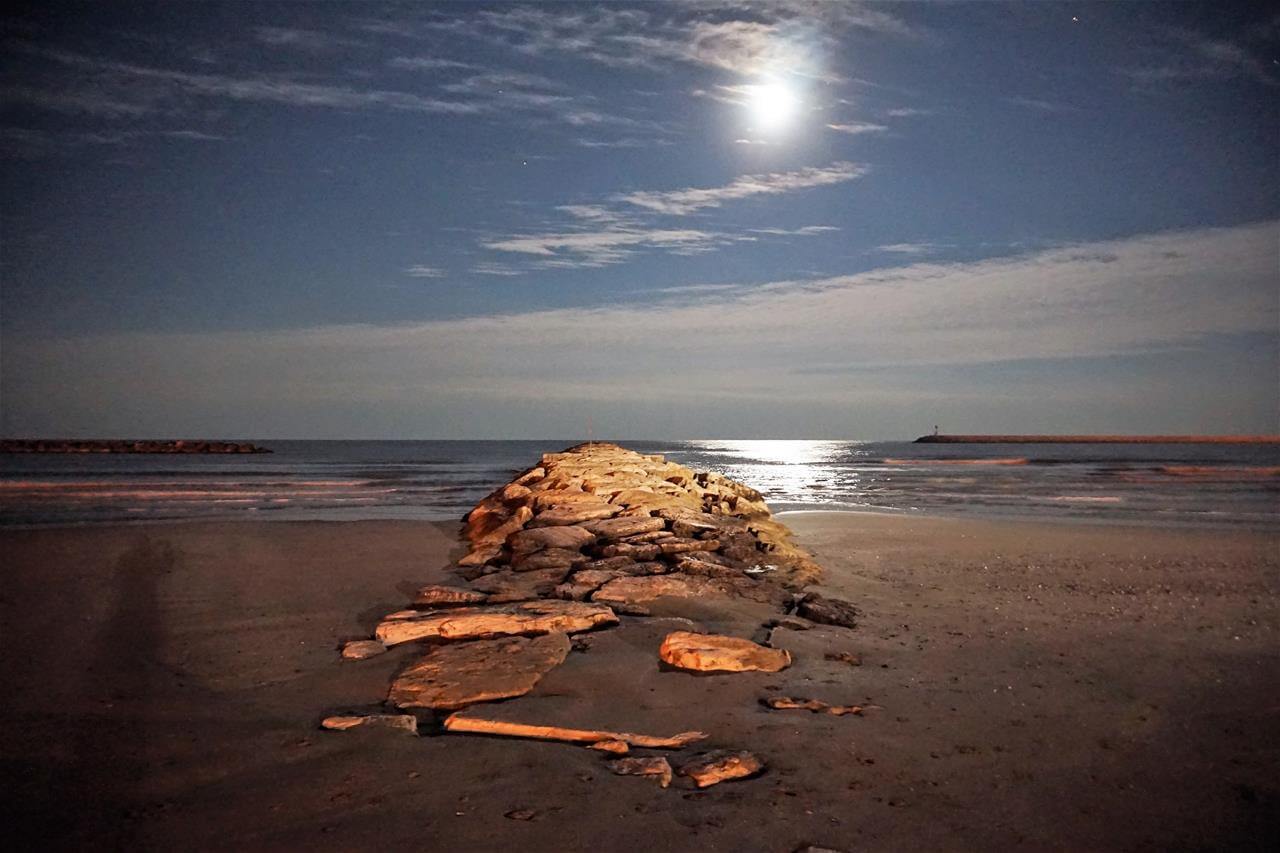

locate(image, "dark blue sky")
(2, 1), (1277, 438)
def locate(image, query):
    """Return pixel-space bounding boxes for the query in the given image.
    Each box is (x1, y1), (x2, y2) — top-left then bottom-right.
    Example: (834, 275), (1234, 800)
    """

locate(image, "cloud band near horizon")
(4, 219), (1276, 438)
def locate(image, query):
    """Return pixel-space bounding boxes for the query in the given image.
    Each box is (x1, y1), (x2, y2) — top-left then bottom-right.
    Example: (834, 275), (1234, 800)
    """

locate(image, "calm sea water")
(1, 439), (1277, 529)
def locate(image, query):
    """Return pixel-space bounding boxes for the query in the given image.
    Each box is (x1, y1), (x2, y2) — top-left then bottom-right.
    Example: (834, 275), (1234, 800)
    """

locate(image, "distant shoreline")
(0, 439), (271, 454)
(915, 434), (1280, 444)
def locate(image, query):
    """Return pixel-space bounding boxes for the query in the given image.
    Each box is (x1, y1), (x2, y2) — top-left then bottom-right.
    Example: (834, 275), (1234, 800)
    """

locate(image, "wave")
(0, 479), (373, 491)
(1048, 495), (1123, 503)
(1159, 465), (1280, 478)
(882, 457), (1029, 466)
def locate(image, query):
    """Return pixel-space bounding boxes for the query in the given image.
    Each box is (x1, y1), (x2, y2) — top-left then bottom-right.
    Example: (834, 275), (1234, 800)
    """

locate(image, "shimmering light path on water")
(1, 440), (1276, 528)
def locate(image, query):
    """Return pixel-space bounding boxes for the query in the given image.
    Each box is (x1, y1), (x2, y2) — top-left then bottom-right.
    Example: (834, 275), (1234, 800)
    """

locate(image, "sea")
(1, 439), (1277, 529)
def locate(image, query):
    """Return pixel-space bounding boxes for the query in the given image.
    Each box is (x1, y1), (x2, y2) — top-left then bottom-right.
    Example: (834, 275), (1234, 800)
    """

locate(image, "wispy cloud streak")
(13, 45), (485, 116)
(481, 162), (858, 266)
(482, 227), (727, 267)
(826, 121), (888, 135)
(404, 265), (446, 278)
(426, 2), (917, 77)
(615, 162), (866, 215)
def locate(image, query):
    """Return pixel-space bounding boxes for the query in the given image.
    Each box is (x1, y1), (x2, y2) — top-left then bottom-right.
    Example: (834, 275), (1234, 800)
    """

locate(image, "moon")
(746, 80), (799, 131)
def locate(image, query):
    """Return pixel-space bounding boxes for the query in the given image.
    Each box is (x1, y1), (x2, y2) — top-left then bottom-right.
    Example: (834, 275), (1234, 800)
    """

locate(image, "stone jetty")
(914, 433), (1280, 444)
(0, 439), (270, 454)
(454, 442), (823, 590)
(334, 442), (860, 790)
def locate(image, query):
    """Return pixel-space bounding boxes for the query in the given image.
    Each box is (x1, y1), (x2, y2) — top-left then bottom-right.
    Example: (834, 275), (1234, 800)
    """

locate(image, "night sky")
(2, 1), (1277, 439)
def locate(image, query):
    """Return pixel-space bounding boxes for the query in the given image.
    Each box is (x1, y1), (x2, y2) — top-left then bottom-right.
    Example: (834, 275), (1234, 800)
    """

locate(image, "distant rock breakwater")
(915, 433), (1280, 444)
(0, 439), (271, 454)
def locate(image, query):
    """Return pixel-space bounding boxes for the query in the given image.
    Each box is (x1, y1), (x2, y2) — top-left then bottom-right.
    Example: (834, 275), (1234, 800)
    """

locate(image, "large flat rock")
(375, 599), (618, 646)
(458, 505), (533, 566)
(591, 573), (734, 605)
(413, 584), (488, 607)
(677, 750), (766, 787)
(593, 573), (786, 609)
(510, 547), (590, 571)
(582, 516), (667, 539)
(658, 630), (792, 673)
(796, 592), (859, 628)
(388, 632), (571, 710)
(508, 525), (597, 555)
(467, 566), (571, 602)
(527, 503), (620, 527)
(554, 569), (623, 601)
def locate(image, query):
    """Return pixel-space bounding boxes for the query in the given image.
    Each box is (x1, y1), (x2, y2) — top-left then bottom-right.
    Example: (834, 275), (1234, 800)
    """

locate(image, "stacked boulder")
(454, 442), (824, 608)
(343, 443), (840, 775)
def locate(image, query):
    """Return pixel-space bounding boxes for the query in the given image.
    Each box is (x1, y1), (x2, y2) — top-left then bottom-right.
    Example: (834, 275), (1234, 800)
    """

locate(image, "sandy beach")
(2, 513), (1276, 851)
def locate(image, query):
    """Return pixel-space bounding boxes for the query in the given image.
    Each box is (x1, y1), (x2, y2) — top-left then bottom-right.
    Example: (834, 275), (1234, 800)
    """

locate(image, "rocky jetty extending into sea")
(915, 433), (1280, 444)
(330, 442), (863, 790)
(0, 439), (271, 454)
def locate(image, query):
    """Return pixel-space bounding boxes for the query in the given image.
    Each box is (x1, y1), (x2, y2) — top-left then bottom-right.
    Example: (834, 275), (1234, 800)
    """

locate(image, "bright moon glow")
(746, 81), (799, 130)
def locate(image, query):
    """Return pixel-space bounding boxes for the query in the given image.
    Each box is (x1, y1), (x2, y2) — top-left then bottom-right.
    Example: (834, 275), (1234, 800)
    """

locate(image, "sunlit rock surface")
(374, 599), (617, 646)
(456, 443), (823, 589)
(677, 750), (766, 787)
(412, 584), (488, 607)
(608, 756), (674, 788)
(658, 631), (792, 673)
(388, 632), (571, 710)
(340, 639), (387, 660)
(321, 714), (418, 735)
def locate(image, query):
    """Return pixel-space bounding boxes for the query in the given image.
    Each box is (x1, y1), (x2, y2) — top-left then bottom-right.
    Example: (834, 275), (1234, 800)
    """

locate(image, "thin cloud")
(575, 137), (670, 148)
(555, 204), (631, 224)
(431, 2), (917, 77)
(751, 226), (840, 236)
(877, 242), (940, 255)
(404, 265), (446, 278)
(1122, 30), (1279, 88)
(391, 59), (656, 130)
(482, 226), (729, 267)
(1005, 96), (1082, 113)
(16, 45), (485, 116)
(388, 56), (478, 71)
(253, 27), (367, 51)
(826, 121), (889, 135)
(0, 82), (156, 118)
(3, 21), (708, 145)
(690, 86), (751, 107)
(439, 71), (572, 110)
(651, 283), (744, 295)
(615, 161), (866, 216)
(481, 166), (858, 268)
(471, 262), (526, 277)
(560, 110), (668, 131)
(162, 129), (228, 141)
(0, 125), (229, 157)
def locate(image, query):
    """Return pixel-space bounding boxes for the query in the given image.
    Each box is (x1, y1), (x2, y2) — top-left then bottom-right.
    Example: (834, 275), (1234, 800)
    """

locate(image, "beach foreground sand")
(2, 514), (1276, 851)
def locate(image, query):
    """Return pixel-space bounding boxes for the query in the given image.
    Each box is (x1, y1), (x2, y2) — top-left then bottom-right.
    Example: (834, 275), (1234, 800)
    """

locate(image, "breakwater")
(328, 442), (863, 787)
(915, 434), (1280, 444)
(1, 439), (271, 454)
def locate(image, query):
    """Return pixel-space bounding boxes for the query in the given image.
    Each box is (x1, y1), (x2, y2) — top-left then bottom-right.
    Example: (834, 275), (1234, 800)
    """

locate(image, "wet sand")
(1, 514), (1276, 851)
